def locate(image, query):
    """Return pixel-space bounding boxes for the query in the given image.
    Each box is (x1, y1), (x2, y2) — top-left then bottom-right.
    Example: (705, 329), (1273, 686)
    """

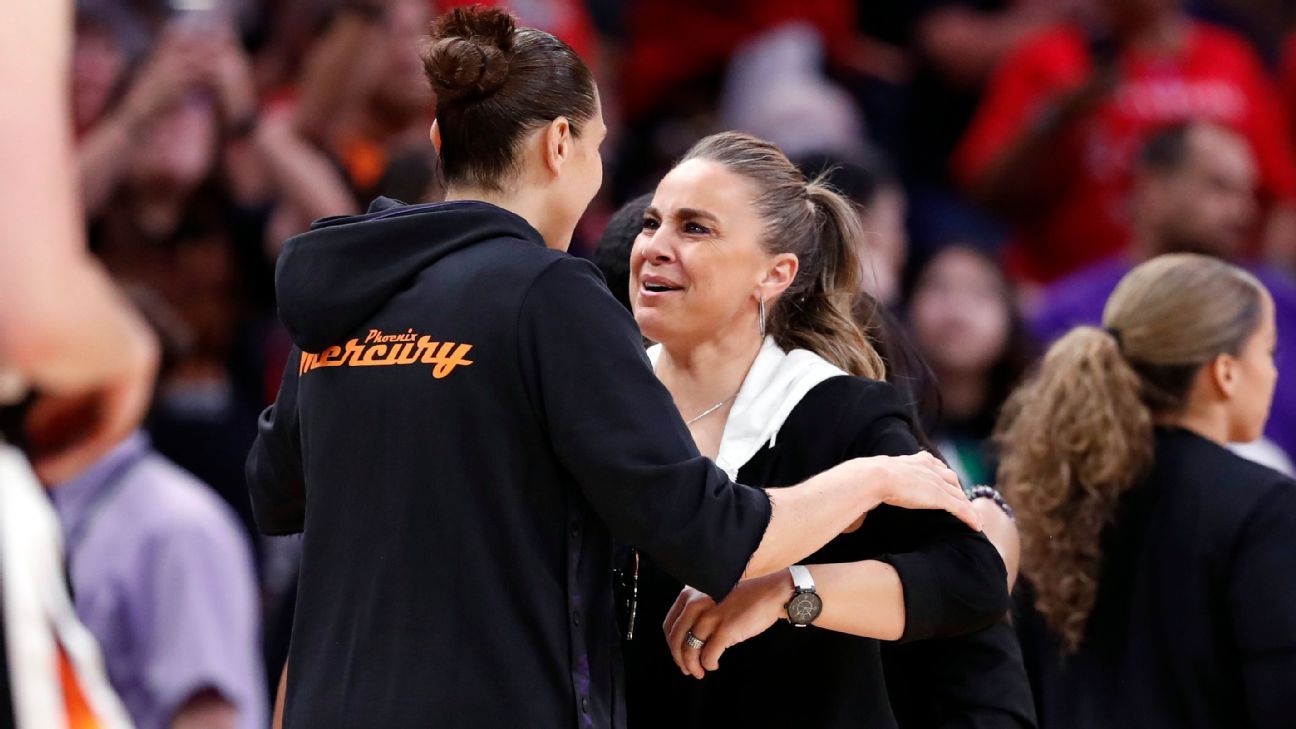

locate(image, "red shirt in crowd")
(956, 22), (1296, 283)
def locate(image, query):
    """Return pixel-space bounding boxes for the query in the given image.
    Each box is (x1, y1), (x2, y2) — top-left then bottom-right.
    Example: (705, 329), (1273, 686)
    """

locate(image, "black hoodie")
(247, 199), (771, 729)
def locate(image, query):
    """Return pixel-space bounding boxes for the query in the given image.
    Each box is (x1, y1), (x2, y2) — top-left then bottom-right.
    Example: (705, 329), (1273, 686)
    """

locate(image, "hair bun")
(424, 7), (516, 103)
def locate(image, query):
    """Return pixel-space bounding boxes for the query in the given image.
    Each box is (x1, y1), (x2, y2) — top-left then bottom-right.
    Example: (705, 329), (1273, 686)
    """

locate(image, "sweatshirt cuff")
(704, 487), (774, 601)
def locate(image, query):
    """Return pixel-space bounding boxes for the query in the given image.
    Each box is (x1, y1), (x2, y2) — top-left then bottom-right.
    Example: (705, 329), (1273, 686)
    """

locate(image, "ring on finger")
(685, 631), (707, 650)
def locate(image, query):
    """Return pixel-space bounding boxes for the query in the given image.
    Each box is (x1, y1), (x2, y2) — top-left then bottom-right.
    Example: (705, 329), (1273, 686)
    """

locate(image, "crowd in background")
(47, 0), (1296, 726)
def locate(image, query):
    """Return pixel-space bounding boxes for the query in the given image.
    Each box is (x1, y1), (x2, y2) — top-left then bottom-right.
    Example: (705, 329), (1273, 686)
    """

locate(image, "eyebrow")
(676, 207), (720, 224)
(642, 206), (721, 225)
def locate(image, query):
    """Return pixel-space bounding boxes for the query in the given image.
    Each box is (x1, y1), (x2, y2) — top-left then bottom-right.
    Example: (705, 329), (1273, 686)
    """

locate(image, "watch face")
(787, 592), (822, 626)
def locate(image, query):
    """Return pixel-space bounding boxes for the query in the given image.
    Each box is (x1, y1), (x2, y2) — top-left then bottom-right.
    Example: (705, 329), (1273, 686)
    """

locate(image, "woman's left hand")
(664, 572), (793, 679)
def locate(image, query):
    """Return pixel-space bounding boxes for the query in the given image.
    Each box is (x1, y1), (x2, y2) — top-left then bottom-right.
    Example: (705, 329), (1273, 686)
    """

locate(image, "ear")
(542, 117), (572, 177)
(757, 253), (799, 303)
(1208, 354), (1239, 400)
(430, 120), (441, 154)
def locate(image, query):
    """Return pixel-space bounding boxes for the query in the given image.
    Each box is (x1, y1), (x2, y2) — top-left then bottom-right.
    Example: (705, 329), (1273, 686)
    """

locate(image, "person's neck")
(443, 184), (567, 250)
(1129, 226), (1229, 264)
(656, 328), (764, 420)
(935, 367), (988, 423)
(1128, 224), (1161, 263)
(1155, 406), (1230, 446)
(1122, 13), (1189, 56)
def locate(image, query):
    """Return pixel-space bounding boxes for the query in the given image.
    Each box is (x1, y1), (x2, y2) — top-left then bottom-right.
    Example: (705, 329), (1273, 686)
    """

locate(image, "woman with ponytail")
(1000, 254), (1296, 728)
(617, 131), (1016, 728)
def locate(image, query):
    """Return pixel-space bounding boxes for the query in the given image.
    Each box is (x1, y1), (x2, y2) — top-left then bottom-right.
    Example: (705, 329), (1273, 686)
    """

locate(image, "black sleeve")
(1228, 480), (1296, 727)
(883, 620), (1038, 729)
(838, 380), (1009, 641)
(245, 349), (307, 536)
(516, 257), (772, 599)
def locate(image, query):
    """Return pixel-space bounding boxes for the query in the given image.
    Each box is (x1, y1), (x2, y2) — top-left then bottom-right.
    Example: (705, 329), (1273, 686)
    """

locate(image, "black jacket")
(1016, 427), (1296, 729)
(247, 199), (772, 729)
(623, 375), (1020, 729)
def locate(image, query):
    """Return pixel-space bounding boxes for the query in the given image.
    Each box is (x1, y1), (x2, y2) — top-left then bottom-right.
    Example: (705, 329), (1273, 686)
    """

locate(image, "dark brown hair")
(680, 132), (886, 379)
(996, 253), (1267, 651)
(422, 6), (596, 191)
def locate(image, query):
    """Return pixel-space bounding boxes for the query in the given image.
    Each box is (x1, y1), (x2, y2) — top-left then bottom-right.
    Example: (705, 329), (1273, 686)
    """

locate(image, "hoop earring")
(758, 295), (766, 338)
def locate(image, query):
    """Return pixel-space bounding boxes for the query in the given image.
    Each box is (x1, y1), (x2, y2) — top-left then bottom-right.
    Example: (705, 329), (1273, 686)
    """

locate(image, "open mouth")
(641, 275), (683, 294)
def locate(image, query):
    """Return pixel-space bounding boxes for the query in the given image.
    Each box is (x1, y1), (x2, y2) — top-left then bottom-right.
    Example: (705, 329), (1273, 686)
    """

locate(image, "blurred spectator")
(903, 0), (1070, 254)
(52, 431), (267, 729)
(617, 0), (856, 125)
(1033, 121), (1296, 469)
(608, 0), (857, 202)
(72, 7), (143, 136)
(72, 15), (367, 545)
(81, 30), (268, 536)
(722, 23), (866, 161)
(282, 0), (435, 221)
(906, 245), (1036, 486)
(955, 0), (1296, 283)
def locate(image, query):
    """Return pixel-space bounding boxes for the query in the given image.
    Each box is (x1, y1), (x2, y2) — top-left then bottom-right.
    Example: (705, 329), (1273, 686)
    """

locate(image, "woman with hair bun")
(248, 8), (970, 729)
(999, 253), (1296, 728)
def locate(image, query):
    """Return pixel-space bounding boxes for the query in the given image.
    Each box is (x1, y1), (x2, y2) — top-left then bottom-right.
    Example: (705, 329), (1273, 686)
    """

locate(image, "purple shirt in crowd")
(51, 432), (267, 729)
(1033, 257), (1296, 462)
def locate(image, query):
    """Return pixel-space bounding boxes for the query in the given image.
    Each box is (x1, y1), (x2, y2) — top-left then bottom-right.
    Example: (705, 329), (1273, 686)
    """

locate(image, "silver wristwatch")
(785, 565), (823, 627)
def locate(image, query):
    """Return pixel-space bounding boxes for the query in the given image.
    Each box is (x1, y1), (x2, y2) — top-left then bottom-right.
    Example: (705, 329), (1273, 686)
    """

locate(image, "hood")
(275, 198), (543, 352)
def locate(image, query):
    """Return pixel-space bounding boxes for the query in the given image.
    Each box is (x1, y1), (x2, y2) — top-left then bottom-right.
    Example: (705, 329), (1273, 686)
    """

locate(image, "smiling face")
(629, 158), (791, 350)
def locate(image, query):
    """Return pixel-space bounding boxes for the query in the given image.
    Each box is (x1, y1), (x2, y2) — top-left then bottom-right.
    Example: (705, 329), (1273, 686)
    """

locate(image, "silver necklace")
(685, 392), (739, 426)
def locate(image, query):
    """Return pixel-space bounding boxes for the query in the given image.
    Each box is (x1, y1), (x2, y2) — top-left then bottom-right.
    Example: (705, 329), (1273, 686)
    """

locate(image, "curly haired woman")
(998, 253), (1296, 729)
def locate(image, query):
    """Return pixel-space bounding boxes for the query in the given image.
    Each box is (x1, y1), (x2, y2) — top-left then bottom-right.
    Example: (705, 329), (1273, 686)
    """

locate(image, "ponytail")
(997, 253), (1268, 652)
(766, 180), (886, 379)
(995, 326), (1153, 651)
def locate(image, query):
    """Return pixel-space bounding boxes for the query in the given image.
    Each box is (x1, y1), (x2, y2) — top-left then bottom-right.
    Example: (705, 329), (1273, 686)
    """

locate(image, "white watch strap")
(789, 564), (815, 593)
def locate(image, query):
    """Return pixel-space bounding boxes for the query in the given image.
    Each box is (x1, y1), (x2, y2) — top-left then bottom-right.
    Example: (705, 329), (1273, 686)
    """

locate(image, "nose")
(636, 227), (677, 266)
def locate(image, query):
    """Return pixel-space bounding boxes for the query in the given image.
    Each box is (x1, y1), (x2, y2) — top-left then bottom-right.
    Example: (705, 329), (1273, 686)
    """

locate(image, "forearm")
(292, 12), (384, 144)
(808, 561), (906, 640)
(254, 118), (358, 221)
(973, 82), (1105, 216)
(77, 112), (138, 216)
(744, 461), (876, 579)
(975, 119), (1072, 216)
(0, 2), (155, 393)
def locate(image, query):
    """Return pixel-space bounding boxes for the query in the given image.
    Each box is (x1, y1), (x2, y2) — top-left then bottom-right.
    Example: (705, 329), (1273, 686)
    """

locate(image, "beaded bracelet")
(968, 485), (1015, 522)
